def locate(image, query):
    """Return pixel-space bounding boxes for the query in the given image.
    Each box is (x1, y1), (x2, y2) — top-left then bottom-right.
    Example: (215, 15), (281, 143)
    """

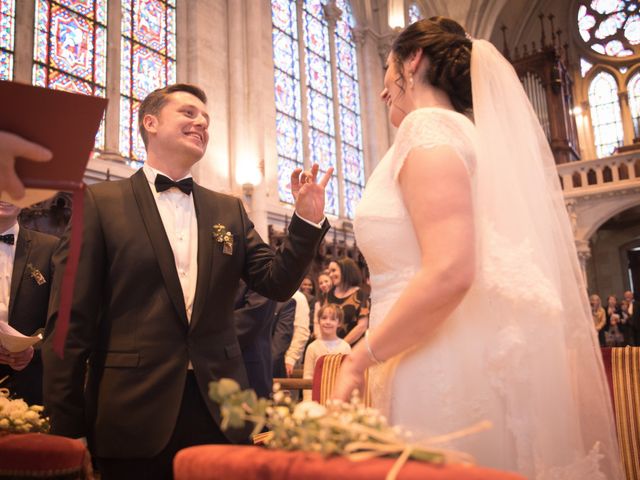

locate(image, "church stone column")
(576, 240), (592, 288)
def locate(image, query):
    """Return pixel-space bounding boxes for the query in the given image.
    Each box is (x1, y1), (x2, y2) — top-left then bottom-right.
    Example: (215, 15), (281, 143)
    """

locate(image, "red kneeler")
(0, 433), (92, 479)
(173, 445), (525, 480)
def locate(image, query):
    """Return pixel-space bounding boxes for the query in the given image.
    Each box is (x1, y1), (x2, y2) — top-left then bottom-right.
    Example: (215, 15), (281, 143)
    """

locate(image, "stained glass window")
(628, 72), (640, 137)
(33, 0), (107, 147)
(271, 0), (363, 218)
(272, 0), (304, 206)
(408, 2), (422, 25)
(304, 0), (338, 216)
(577, 1), (638, 57)
(581, 58), (594, 77)
(120, 0), (177, 161)
(0, 0), (15, 80)
(588, 71), (624, 157)
(335, 0), (364, 219)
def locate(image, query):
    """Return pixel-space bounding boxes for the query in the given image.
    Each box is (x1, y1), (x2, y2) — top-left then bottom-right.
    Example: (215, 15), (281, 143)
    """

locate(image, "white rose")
(292, 401), (327, 421)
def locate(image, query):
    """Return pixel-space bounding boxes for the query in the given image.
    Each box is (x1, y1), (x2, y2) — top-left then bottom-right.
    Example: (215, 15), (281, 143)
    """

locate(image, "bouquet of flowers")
(210, 379), (489, 480)
(0, 388), (50, 434)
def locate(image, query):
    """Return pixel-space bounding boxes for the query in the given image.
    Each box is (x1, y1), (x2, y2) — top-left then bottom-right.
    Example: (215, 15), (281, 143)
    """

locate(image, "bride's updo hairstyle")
(391, 16), (472, 113)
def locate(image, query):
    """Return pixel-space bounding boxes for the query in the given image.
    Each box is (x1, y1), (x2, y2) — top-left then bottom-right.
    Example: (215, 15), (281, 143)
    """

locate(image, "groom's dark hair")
(138, 83), (208, 148)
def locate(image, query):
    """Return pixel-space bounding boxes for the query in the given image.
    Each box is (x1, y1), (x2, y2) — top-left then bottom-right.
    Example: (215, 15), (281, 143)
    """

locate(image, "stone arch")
(582, 194), (640, 242)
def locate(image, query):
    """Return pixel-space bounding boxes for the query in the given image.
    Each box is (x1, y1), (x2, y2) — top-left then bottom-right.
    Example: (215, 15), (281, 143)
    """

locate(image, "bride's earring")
(408, 73), (414, 89)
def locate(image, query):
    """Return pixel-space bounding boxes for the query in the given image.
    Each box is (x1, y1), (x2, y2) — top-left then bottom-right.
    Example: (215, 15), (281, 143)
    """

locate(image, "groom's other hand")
(291, 164), (333, 224)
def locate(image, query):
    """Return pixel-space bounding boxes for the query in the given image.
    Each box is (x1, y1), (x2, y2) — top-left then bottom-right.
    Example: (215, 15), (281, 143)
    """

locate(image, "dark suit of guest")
(233, 281), (277, 398)
(1, 227), (57, 405)
(271, 298), (296, 378)
(42, 169), (328, 469)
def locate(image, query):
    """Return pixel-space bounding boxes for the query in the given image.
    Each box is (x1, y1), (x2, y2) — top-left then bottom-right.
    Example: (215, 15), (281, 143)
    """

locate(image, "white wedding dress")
(354, 107), (621, 479)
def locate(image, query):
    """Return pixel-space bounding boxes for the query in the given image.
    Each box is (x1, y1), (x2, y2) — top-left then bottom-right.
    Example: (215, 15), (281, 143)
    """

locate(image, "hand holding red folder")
(0, 132), (53, 201)
(0, 81), (108, 358)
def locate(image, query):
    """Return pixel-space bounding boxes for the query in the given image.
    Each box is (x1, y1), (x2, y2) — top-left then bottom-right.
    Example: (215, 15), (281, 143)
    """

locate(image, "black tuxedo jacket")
(42, 169), (329, 458)
(1, 227), (58, 405)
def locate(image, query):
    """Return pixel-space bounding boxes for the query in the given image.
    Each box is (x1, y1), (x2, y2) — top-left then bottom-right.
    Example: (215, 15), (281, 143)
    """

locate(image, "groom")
(42, 83), (331, 480)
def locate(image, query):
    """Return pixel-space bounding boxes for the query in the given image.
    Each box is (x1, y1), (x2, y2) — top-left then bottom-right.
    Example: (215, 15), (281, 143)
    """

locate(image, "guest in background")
(0, 200), (57, 405)
(299, 276), (315, 301)
(299, 275), (316, 338)
(302, 304), (350, 401)
(326, 258), (370, 346)
(604, 313), (625, 347)
(311, 272), (333, 338)
(623, 290), (639, 345)
(317, 272), (332, 296)
(283, 289), (310, 377)
(590, 294), (606, 346)
(233, 281), (277, 399)
(605, 294), (629, 346)
(271, 298), (296, 379)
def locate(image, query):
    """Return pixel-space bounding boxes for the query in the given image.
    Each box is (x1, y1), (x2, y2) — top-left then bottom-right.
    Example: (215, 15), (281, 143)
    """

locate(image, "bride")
(332, 17), (623, 479)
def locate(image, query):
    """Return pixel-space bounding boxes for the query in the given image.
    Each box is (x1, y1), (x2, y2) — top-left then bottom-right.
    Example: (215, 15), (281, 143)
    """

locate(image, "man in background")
(0, 200), (57, 404)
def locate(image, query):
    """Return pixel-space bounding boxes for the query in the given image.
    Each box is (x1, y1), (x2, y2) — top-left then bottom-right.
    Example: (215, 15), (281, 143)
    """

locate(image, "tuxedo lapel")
(130, 169), (188, 325)
(8, 229), (31, 320)
(190, 184), (217, 329)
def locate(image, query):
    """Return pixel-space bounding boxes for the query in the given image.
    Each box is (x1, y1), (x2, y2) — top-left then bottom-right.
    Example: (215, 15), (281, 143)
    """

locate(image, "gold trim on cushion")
(317, 354), (370, 407)
(612, 346), (640, 480)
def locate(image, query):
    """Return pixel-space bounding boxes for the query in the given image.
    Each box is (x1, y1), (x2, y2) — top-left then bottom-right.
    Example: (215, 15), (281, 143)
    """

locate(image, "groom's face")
(145, 91), (210, 166)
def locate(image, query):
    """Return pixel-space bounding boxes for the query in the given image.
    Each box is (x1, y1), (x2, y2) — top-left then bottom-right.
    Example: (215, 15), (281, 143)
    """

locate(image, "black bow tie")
(0, 234), (14, 245)
(154, 174), (193, 195)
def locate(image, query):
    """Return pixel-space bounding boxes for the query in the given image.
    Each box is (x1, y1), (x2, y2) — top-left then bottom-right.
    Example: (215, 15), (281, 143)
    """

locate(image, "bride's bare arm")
(332, 145), (474, 400)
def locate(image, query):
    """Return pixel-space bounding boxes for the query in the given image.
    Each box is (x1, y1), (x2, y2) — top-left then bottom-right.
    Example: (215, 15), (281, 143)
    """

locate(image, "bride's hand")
(331, 352), (368, 402)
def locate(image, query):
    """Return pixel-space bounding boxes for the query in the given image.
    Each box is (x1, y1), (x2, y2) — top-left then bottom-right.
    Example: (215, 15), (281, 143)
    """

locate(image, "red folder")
(0, 81), (108, 358)
(0, 80), (107, 191)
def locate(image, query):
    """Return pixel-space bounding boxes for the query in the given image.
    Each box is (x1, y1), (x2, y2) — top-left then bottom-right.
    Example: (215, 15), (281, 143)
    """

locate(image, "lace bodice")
(355, 108), (476, 304)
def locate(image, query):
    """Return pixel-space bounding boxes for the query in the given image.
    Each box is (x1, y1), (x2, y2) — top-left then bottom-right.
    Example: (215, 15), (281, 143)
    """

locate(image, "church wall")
(588, 224), (640, 298)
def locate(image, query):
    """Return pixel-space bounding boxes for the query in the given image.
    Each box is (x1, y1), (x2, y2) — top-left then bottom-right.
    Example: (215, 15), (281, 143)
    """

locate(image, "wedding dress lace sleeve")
(389, 108), (476, 182)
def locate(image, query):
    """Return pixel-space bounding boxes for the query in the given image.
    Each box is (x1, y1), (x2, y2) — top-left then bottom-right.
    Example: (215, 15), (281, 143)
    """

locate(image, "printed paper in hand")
(0, 322), (42, 353)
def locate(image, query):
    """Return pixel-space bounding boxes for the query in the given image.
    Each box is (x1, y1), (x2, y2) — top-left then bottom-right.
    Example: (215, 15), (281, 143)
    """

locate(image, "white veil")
(470, 39), (623, 478)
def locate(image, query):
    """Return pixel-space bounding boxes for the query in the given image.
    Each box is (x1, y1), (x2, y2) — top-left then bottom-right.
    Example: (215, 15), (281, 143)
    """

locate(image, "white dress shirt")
(285, 290), (311, 367)
(142, 164), (198, 322)
(0, 222), (19, 325)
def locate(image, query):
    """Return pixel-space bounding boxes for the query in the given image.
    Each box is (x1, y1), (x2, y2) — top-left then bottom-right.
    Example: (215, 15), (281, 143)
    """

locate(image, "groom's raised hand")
(291, 164), (333, 224)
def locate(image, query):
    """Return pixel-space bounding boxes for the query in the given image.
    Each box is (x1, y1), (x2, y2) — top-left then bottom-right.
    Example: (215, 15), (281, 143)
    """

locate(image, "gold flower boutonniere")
(27, 263), (47, 286)
(212, 224), (234, 255)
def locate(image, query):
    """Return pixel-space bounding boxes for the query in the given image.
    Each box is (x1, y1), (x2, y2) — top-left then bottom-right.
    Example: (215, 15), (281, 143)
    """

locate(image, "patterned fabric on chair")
(173, 445), (526, 480)
(311, 354), (370, 406)
(602, 346), (640, 480)
(0, 433), (92, 479)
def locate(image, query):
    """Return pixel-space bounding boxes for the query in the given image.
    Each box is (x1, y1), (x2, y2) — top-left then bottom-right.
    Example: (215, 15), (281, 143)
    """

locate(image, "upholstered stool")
(311, 353), (371, 406)
(173, 445), (525, 480)
(0, 433), (92, 479)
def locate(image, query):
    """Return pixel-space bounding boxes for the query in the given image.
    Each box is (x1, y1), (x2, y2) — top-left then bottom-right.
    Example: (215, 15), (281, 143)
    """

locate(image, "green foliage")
(209, 379), (447, 465)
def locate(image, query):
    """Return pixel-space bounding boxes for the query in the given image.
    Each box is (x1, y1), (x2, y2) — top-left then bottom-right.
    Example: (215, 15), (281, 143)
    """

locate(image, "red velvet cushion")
(174, 445), (525, 480)
(0, 433), (88, 476)
(600, 347), (614, 405)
